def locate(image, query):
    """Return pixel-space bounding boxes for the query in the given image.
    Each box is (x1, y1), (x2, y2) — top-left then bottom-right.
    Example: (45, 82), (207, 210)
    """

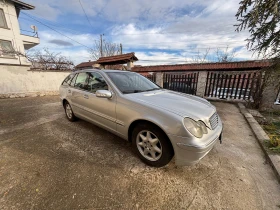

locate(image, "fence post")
(261, 71), (280, 110)
(196, 71), (207, 97)
(155, 72), (164, 87)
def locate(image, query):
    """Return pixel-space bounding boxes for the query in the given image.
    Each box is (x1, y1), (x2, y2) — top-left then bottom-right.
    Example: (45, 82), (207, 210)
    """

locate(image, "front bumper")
(168, 119), (223, 166)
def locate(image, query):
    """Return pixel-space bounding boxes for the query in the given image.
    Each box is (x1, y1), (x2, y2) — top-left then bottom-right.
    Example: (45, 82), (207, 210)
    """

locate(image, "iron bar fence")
(204, 71), (262, 100)
(144, 74), (156, 83)
(163, 72), (199, 95)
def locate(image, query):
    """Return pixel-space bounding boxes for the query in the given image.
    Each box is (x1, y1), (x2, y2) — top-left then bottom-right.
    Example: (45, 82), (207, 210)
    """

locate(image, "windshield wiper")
(145, 88), (161, 92)
(123, 88), (161, 94)
(123, 90), (145, 94)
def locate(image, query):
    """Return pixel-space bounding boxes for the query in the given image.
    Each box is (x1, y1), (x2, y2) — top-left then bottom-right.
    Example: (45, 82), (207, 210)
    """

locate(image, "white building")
(0, 0), (39, 65)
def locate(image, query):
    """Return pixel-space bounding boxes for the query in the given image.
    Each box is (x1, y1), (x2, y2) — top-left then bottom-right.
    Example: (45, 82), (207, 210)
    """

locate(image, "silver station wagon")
(59, 70), (223, 167)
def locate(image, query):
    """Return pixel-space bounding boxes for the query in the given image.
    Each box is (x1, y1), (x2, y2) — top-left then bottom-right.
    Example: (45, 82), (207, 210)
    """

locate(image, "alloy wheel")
(65, 104), (73, 119)
(136, 130), (162, 161)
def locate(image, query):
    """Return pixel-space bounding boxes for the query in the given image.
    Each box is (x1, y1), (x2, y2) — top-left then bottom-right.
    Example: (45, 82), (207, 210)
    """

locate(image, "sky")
(18, 0), (259, 66)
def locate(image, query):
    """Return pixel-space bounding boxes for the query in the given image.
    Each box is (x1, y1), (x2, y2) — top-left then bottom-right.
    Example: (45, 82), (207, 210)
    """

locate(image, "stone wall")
(261, 83), (280, 111)
(0, 65), (70, 98)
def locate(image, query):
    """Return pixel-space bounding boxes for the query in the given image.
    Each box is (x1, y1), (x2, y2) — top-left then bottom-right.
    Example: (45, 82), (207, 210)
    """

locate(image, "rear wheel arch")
(62, 99), (68, 108)
(63, 100), (77, 121)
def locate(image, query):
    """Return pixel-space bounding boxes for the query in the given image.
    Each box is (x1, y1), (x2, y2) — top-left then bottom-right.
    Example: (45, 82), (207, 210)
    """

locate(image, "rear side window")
(74, 73), (89, 90)
(62, 74), (75, 86)
(70, 74), (78, 87)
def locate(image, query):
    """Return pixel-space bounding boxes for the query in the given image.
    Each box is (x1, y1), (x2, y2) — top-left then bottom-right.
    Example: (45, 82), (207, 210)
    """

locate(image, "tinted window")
(74, 73), (89, 90)
(62, 74), (75, 86)
(87, 72), (108, 93)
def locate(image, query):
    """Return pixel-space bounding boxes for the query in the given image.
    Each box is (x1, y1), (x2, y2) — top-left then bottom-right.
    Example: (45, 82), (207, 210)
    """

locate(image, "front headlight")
(183, 118), (208, 138)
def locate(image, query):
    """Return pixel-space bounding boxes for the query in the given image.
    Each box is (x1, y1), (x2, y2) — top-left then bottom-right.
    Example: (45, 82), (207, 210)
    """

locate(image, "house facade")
(0, 0), (39, 65)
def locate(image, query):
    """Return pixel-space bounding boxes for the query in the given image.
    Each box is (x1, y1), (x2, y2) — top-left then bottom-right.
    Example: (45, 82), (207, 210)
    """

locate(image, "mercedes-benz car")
(59, 70), (223, 167)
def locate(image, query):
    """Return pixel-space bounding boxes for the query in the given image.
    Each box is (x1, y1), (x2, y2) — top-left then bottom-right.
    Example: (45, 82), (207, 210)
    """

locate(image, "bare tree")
(27, 48), (74, 71)
(88, 40), (121, 60)
(191, 48), (210, 63)
(215, 47), (236, 62)
(191, 47), (236, 63)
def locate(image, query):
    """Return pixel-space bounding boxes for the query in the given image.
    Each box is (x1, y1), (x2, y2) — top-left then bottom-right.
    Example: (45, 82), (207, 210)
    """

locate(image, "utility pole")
(120, 43), (122, 54)
(100, 34), (104, 57)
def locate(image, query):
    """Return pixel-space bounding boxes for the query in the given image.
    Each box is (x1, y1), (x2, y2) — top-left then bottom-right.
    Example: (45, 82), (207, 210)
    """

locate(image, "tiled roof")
(132, 60), (271, 72)
(96, 52), (138, 65)
(75, 61), (98, 68)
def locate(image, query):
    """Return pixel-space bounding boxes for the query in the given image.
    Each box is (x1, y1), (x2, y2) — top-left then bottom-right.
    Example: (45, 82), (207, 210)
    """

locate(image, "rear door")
(60, 73), (76, 100)
(70, 72), (89, 117)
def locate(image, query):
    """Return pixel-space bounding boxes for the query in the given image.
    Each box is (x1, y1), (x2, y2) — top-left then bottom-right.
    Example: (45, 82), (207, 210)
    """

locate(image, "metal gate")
(163, 72), (199, 95)
(204, 71), (261, 100)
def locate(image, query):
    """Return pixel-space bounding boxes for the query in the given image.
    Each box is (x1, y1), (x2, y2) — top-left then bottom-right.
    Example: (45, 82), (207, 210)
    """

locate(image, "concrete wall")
(0, 65), (70, 98)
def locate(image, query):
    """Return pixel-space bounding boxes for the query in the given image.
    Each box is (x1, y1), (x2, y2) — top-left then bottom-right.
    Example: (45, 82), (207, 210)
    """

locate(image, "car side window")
(87, 72), (108, 93)
(70, 74), (78, 87)
(74, 73), (89, 90)
(62, 74), (75, 86)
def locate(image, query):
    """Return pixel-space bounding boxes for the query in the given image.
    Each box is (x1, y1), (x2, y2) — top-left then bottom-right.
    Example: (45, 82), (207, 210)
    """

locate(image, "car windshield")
(106, 72), (160, 94)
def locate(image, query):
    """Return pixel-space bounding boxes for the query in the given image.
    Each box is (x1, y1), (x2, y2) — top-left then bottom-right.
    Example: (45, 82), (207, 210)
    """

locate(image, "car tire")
(64, 101), (77, 122)
(132, 123), (174, 167)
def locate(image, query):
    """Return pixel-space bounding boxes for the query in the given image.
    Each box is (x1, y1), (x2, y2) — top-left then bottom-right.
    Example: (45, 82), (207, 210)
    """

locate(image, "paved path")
(0, 96), (280, 209)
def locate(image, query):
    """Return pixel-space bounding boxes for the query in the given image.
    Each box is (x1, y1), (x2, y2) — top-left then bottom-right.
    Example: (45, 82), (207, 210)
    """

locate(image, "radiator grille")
(209, 112), (219, 130)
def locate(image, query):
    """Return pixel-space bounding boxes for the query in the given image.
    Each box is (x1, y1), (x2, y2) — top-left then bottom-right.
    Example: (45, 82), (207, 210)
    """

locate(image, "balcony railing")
(20, 29), (38, 38)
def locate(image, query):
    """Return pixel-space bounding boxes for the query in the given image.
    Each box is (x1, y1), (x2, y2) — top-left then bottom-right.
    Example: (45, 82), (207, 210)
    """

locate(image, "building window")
(0, 40), (15, 57)
(0, 8), (8, 28)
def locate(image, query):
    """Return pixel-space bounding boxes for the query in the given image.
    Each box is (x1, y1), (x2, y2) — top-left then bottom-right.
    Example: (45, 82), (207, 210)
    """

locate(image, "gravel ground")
(0, 96), (280, 210)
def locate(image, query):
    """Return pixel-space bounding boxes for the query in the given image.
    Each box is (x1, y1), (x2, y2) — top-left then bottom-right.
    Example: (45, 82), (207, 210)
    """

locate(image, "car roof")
(73, 69), (136, 74)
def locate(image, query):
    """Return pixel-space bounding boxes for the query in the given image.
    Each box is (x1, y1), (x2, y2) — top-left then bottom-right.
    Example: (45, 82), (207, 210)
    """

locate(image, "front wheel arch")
(128, 119), (174, 153)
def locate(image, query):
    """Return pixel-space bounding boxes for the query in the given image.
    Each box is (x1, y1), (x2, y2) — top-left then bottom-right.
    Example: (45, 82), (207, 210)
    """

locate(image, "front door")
(82, 72), (117, 132)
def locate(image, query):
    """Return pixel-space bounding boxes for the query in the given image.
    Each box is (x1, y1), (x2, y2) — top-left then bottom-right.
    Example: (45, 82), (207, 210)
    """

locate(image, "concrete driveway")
(0, 96), (280, 210)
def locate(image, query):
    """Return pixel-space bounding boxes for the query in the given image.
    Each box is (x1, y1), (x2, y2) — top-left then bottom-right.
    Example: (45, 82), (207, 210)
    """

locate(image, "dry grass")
(263, 122), (280, 152)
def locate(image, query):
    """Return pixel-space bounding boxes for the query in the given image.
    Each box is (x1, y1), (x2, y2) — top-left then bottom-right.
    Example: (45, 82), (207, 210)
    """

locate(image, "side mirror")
(96, 90), (112, 98)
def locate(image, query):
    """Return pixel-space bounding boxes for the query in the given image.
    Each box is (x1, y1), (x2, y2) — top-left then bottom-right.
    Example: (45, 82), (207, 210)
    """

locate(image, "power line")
(5, 11), (87, 35)
(78, 0), (95, 30)
(19, 16), (88, 35)
(117, 38), (246, 44)
(109, 28), (247, 36)
(21, 12), (93, 50)
(15, 11), (245, 46)
(17, 13), (246, 53)
(122, 44), (245, 49)
(17, 13), (99, 42)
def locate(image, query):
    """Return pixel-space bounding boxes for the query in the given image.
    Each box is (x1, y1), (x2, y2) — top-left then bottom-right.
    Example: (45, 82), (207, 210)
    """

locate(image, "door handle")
(84, 94), (89, 99)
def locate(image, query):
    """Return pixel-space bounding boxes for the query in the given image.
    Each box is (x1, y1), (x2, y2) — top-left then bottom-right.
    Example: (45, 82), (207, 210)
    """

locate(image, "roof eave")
(11, 0), (35, 10)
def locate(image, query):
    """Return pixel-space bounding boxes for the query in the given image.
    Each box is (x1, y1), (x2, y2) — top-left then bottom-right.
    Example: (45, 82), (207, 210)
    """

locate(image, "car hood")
(126, 90), (216, 120)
